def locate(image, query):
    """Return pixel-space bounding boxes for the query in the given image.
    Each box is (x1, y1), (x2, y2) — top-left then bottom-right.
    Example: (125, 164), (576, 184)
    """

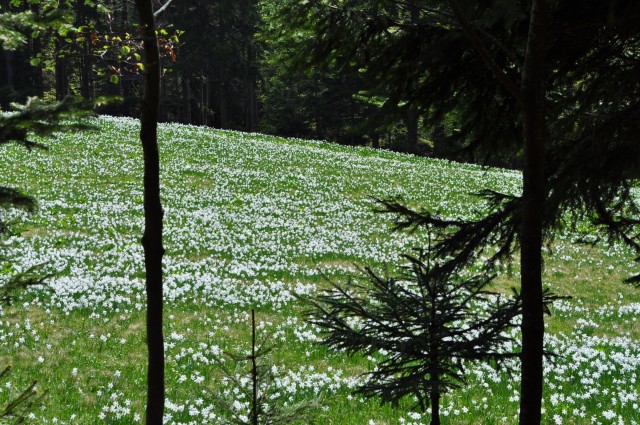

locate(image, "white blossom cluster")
(0, 116), (638, 423)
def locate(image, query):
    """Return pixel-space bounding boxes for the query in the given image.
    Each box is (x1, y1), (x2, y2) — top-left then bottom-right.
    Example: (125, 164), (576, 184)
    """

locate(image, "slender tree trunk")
(182, 75), (191, 123)
(76, 2), (94, 100)
(80, 41), (94, 99)
(218, 68), (228, 128)
(518, 1), (548, 424)
(30, 40), (43, 97)
(406, 108), (419, 153)
(3, 51), (14, 91)
(429, 388), (441, 425)
(204, 74), (210, 126)
(159, 76), (167, 122)
(250, 309), (258, 425)
(133, 1), (165, 423)
(55, 38), (69, 101)
(245, 43), (258, 132)
(200, 76), (206, 125)
(29, 2), (44, 97)
(371, 133), (380, 149)
(446, 1), (548, 422)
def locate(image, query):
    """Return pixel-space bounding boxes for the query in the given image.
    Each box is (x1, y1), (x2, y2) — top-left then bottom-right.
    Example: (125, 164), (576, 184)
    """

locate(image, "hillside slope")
(0, 117), (637, 424)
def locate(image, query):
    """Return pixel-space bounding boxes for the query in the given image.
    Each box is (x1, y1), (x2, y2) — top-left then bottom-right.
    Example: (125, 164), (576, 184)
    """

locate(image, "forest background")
(0, 0), (474, 164)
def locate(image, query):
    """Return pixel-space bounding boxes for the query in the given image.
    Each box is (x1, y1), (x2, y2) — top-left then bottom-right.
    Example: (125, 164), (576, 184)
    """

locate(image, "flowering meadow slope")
(0, 116), (638, 424)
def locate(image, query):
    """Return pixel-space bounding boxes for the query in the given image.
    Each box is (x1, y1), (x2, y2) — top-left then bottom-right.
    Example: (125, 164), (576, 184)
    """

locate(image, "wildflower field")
(0, 116), (638, 424)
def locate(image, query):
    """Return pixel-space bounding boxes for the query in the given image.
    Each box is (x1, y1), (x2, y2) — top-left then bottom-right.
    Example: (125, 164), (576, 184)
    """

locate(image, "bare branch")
(153, 0), (174, 18)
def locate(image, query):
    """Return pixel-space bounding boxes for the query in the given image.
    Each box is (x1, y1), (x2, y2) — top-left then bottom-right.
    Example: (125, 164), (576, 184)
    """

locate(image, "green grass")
(0, 116), (638, 424)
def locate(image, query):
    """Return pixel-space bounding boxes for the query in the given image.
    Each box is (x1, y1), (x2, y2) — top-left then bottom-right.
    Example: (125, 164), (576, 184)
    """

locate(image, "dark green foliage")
(306, 253), (521, 424)
(0, 187), (34, 212)
(0, 96), (99, 149)
(0, 264), (52, 306)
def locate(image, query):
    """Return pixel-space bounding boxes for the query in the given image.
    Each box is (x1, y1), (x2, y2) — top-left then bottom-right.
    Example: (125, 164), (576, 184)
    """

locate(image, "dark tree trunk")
(203, 74), (210, 126)
(76, 2), (94, 100)
(245, 43), (258, 132)
(406, 108), (419, 153)
(218, 69), (228, 128)
(29, 2), (43, 97)
(518, 1), (548, 424)
(80, 42), (94, 99)
(30, 39), (43, 97)
(119, 0), (130, 30)
(3, 51), (14, 91)
(182, 76), (191, 123)
(200, 75), (207, 125)
(133, 1), (165, 423)
(159, 76), (167, 122)
(371, 133), (380, 149)
(446, 1), (549, 423)
(55, 38), (69, 101)
(430, 389), (441, 425)
(250, 309), (258, 425)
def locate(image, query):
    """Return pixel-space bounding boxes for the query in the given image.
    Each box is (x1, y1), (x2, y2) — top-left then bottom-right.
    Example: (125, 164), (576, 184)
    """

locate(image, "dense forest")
(0, 0), (450, 158)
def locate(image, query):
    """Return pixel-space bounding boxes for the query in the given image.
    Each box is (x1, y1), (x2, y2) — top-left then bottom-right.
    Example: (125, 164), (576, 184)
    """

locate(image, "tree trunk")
(245, 43), (258, 132)
(76, 2), (94, 100)
(182, 76), (191, 123)
(218, 68), (228, 128)
(80, 41), (94, 100)
(30, 39), (43, 97)
(371, 133), (380, 149)
(518, 1), (548, 424)
(406, 108), (419, 154)
(133, 1), (165, 424)
(200, 75), (206, 125)
(55, 38), (69, 101)
(430, 388), (441, 425)
(159, 76), (167, 122)
(29, 2), (43, 97)
(3, 51), (14, 91)
(204, 74), (210, 126)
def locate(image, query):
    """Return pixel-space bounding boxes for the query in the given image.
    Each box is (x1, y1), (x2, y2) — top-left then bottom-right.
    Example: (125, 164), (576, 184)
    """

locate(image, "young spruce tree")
(307, 249), (523, 425)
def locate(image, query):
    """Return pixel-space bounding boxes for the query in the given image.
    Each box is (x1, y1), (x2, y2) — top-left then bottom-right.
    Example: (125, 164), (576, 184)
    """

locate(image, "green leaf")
(109, 75), (119, 84)
(121, 46), (131, 55)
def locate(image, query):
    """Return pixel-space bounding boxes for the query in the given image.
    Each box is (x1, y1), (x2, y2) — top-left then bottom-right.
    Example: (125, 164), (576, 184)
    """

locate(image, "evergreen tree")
(307, 252), (524, 425)
(279, 1), (640, 423)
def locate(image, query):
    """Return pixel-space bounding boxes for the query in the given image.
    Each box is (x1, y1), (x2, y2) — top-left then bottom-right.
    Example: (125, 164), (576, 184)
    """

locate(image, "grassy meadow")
(0, 116), (638, 424)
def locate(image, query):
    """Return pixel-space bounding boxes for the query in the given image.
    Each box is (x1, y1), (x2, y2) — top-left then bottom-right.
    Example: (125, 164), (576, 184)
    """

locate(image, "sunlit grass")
(0, 116), (638, 424)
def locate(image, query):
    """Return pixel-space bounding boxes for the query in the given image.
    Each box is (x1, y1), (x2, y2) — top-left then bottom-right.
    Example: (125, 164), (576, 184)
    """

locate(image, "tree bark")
(245, 42), (258, 132)
(54, 38), (69, 101)
(29, 3), (43, 97)
(429, 386), (441, 425)
(406, 108), (419, 154)
(76, 1), (94, 100)
(447, 1), (549, 423)
(133, 1), (165, 424)
(204, 74), (210, 126)
(3, 51), (14, 92)
(218, 68), (228, 128)
(182, 75), (191, 123)
(518, 1), (548, 424)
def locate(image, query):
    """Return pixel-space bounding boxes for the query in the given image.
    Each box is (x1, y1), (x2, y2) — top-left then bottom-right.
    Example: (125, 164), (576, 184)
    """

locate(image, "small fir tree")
(211, 309), (320, 425)
(306, 251), (522, 425)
